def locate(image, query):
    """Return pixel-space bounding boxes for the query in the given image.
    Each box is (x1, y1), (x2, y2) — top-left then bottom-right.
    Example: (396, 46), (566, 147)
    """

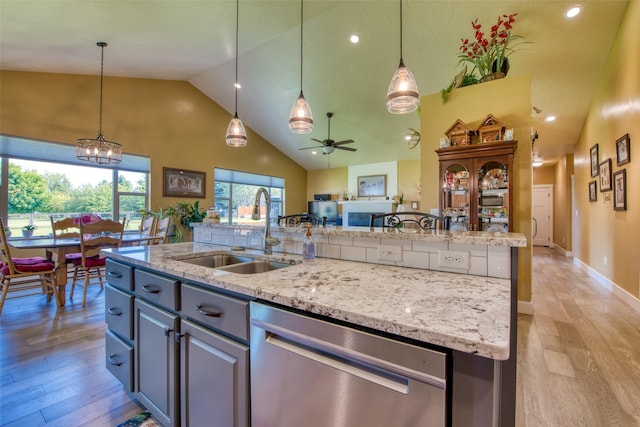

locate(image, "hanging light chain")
(300, 0), (304, 92)
(97, 42), (106, 137)
(234, 0), (239, 115)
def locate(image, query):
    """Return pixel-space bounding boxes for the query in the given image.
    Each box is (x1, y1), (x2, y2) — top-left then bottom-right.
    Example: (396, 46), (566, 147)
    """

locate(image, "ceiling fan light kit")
(386, 0), (419, 114)
(76, 42), (123, 165)
(299, 112), (357, 155)
(226, 0), (248, 147)
(289, 0), (314, 134)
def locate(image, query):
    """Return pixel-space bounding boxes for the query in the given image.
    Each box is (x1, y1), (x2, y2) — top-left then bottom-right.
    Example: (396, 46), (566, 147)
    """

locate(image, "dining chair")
(277, 214), (327, 227)
(152, 217), (171, 244)
(136, 214), (157, 246)
(0, 218), (59, 314)
(70, 219), (124, 307)
(369, 212), (442, 230)
(50, 215), (82, 264)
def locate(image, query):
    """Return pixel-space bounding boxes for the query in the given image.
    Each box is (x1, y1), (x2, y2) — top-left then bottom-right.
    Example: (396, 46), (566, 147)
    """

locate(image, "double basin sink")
(175, 251), (296, 274)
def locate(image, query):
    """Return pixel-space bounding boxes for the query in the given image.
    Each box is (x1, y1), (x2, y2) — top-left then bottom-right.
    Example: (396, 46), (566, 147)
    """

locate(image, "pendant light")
(288, 0), (313, 133)
(76, 42), (123, 164)
(385, 0), (419, 114)
(226, 0), (248, 147)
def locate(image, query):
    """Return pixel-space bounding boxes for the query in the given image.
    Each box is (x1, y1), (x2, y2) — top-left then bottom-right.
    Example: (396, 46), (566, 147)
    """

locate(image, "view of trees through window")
(214, 182), (282, 224)
(4, 159), (148, 237)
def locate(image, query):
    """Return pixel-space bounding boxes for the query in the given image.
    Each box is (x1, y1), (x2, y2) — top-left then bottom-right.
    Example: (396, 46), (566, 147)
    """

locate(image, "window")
(214, 168), (284, 224)
(1, 135), (150, 237)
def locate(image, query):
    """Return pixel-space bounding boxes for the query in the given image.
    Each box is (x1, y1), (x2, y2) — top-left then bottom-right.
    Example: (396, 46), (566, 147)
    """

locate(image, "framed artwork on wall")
(357, 174), (386, 197)
(616, 133), (630, 166)
(588, 181), (597, 202)
(163, 167), (206, 198)
(590, 144), (599, 177)
(613, 169), (627, 211)
(599, 158), (612, 192)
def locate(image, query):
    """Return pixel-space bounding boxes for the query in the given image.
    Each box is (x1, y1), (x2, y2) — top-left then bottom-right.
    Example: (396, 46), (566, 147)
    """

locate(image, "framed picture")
(613, 169), (627, 211)
(411, 201), (419, 210)
(163, 167), (206, 198)
(357, 174), (386, 197)
(588, 181), (597, 202)
(616, 133), (630, 166)
(590, 144), (599, 177)
(599, 158), (612, 192)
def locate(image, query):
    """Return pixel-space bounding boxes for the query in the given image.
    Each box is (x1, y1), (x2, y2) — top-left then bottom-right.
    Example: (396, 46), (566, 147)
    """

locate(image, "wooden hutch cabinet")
(436, 141), (516, 232)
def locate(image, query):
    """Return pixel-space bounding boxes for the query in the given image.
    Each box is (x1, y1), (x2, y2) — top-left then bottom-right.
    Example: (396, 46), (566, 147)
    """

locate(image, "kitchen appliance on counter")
(250, 302), (448, 426)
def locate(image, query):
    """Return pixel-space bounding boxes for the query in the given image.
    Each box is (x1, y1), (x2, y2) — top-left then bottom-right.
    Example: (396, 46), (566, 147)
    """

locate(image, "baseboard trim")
(517, 300), (533, 315)
(573, 256), (640, 312)
(553, 246), (573, 257)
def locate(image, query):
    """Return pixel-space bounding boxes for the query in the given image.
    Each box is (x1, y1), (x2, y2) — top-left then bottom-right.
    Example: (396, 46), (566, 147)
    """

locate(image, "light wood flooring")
(1, 247), (639, 426)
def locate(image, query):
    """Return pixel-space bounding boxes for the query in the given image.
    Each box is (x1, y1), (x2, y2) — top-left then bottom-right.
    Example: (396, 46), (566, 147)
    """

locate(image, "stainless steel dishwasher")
(250, 302), (448, 427)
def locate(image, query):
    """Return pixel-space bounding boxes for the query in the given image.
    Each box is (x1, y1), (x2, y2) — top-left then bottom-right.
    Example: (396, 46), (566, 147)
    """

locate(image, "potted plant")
(163, 201), (207, 242)
(22, 224), (37, 238)
(3, 226), (11, 239)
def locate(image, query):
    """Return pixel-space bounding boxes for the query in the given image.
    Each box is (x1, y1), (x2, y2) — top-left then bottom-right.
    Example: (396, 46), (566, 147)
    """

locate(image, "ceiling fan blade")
(333, 139), (354, 146)
(335, 146), (357, 152)
(299, 146), (323, 150)
(311, 138), (324, 144)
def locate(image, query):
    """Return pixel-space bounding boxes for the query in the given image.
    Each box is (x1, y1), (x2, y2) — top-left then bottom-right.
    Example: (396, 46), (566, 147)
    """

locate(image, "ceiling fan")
(299, 112), (356, 155)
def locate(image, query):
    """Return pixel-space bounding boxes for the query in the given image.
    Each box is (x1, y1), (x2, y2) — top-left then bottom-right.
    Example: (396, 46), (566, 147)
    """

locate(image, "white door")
(532, 185), (553, 246)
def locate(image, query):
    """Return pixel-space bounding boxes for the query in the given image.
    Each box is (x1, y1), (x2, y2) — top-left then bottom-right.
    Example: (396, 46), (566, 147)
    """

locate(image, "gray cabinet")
(134, 298), (180, 427)
(105, 259), (135, 392)
(106, 259), (251, 427)
(180, 319), (249, 427)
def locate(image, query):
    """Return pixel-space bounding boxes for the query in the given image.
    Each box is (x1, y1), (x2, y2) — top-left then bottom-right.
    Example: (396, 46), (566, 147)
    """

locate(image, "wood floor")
(0, 247), (638, 426)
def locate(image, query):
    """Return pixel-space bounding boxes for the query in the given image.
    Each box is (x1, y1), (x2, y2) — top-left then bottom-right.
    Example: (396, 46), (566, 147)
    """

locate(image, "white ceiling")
(0, 0), (629, 170)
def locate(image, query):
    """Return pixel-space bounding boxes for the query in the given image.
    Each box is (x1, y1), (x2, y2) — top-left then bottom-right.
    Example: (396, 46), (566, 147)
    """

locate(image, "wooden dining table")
(9, 233), (157, 307)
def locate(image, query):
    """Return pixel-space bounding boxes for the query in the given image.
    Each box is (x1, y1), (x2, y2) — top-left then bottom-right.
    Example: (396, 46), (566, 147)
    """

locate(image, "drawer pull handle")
(142, 284), (160, 294)
(107, 307), (122, 316)
(108, 355), (122, 366)
(107, 271), (122, 279)
(196, 305), (223, 318)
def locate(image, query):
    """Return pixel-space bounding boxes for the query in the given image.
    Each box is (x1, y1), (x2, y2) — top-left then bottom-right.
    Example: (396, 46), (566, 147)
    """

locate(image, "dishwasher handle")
(252, 318), (446, 391)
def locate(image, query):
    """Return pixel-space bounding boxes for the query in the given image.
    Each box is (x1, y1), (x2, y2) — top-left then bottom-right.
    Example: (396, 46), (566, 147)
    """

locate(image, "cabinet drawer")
(105, 285), (134, 341)
(105, 259), (134, 291)
(181, 283), (249, 342)
(135, 269), (180, 311)
(105, 330), (134, 392)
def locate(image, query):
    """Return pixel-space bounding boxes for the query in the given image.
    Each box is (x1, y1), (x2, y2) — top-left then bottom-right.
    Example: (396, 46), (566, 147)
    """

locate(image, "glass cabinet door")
(477, 161), (509, 232)
(442, 164), (470, 231)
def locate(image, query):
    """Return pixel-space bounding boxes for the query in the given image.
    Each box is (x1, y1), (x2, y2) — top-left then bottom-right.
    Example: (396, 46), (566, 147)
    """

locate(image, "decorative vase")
(5, 229), (11, 238)
(492, 57), (510, 76)
(22, 230), (34, 238)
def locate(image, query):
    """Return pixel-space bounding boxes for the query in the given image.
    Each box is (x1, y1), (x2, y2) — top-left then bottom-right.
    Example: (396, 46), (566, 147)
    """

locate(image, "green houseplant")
(22, 224), (37, 238)
(163, 201), (206, 242)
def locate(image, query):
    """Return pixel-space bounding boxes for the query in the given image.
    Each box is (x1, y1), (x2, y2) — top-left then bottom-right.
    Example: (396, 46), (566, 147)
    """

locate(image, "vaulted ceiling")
(0, 0), (629, 170)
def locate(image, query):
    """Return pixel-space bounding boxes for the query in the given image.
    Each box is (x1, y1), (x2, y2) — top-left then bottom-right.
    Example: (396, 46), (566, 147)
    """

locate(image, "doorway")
(532, 185), (553, 247)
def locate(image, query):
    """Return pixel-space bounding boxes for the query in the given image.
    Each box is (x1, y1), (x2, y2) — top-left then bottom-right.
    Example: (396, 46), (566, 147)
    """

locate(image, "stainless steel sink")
(177, 253), (253, 268)
(217, 260), (291, 274)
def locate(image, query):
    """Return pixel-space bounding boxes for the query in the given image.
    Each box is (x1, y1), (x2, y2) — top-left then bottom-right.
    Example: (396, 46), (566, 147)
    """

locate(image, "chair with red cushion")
(50, 216), (82, 263)
(0, 218), (58, 315)
(70, 219), (124, 307)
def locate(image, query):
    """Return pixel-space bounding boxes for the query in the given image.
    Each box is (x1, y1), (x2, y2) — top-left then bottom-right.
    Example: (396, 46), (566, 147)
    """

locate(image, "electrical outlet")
(438, 250), (469, 269)
(378, 245), (402, 262)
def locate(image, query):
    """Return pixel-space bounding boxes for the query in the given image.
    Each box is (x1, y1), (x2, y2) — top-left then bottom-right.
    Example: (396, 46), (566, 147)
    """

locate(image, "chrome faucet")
(251, 187), (280, 254)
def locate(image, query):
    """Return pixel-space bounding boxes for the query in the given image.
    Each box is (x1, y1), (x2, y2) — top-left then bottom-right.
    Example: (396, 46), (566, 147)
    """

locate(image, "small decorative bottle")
(302, 224), (315, 261)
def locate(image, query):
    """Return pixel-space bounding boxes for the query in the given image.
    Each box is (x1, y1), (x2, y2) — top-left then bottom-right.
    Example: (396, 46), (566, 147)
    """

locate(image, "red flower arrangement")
(73, 213), (102, 225)
(458, 13), (525, 78)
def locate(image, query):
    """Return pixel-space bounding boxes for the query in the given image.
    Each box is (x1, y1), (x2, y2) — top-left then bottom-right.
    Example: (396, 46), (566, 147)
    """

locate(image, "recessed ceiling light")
(565, 5), (582, 18)
(350, 34), (360, 44)
(234, 82), (241, 89)
(545, 115), (556, 122)
(311, 150), (318, 155)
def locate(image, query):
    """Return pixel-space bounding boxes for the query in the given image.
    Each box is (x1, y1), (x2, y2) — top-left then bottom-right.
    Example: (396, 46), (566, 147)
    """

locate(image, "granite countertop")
(105, 242), (512, 360)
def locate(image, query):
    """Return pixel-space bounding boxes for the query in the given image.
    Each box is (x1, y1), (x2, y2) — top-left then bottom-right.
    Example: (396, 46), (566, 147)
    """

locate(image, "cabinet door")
(180, 319), (249, 427)
(134, 299), (179, 427)
(441, 160), (473, 231)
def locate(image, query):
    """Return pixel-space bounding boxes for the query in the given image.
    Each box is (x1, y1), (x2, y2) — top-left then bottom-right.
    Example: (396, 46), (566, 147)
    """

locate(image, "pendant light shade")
(226, 0), (247, 147)
(76, 42), (123, 164)
(226, 113), (248, 147)
(386, 0), (419, 114)
(288, 0), (313, 134)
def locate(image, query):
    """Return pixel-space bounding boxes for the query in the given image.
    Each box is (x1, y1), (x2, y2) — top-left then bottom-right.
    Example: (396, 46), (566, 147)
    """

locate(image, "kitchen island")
(104, 226), (525, 426)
